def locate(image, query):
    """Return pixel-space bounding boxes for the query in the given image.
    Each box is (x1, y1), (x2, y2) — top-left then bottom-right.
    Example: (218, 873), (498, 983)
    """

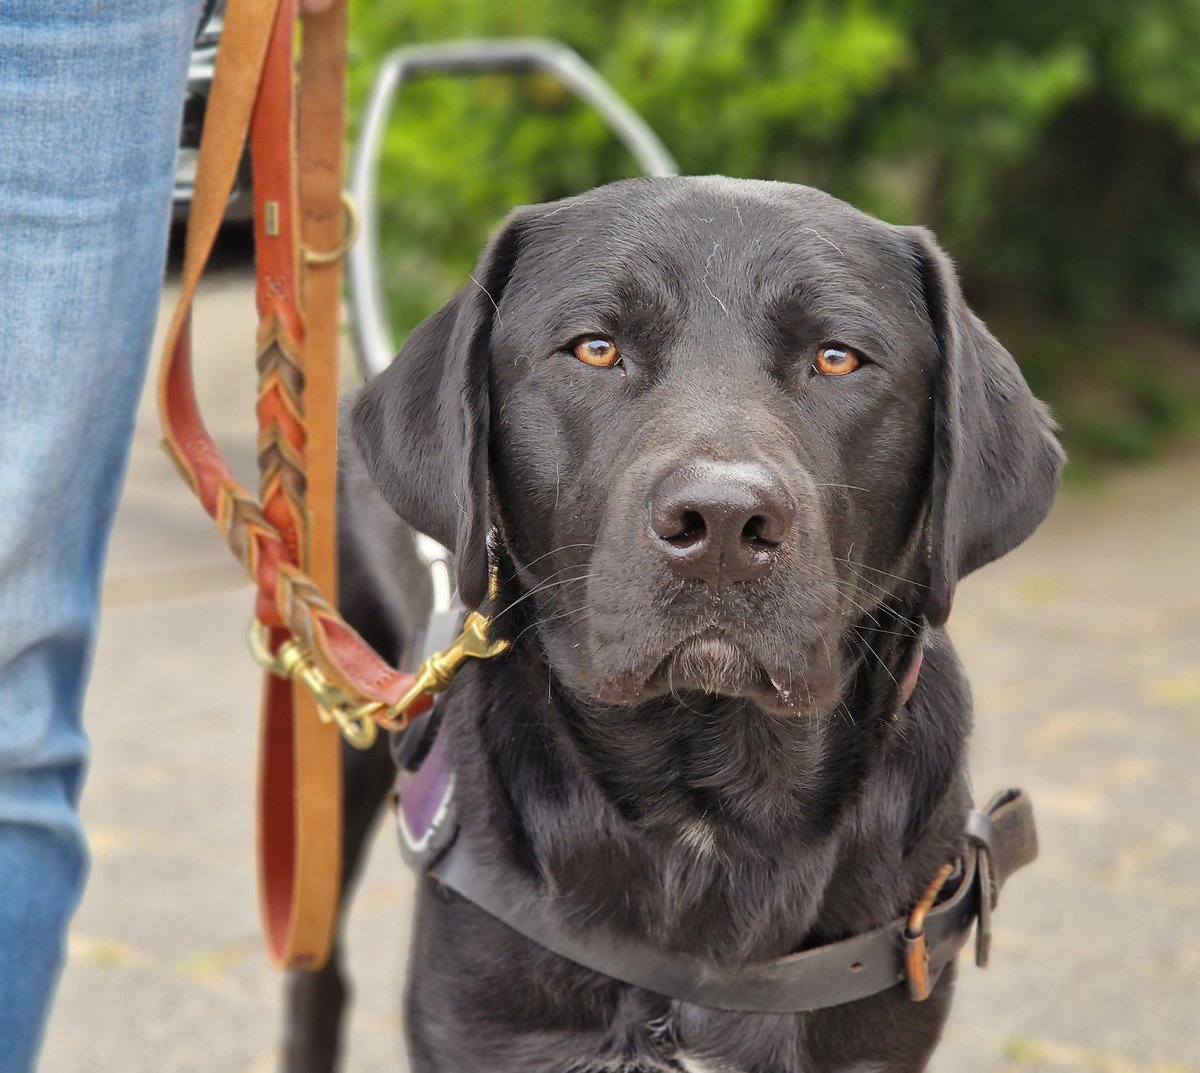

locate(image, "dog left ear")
(350, 210), (529, 610)
(906, 227), (1065, 627)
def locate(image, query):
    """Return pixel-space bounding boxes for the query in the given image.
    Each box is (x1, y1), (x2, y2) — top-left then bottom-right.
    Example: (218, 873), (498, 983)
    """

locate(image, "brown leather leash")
(157, 0), (504, 969)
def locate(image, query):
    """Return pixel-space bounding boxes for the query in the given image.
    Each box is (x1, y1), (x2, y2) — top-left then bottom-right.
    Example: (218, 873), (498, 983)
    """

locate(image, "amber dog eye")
(813, 345), (862, 376)
(572, 337), (621, 368)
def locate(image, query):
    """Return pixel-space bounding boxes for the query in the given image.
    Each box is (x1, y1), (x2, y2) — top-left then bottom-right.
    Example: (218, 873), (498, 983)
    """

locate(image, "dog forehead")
(500, 177), (918, 326)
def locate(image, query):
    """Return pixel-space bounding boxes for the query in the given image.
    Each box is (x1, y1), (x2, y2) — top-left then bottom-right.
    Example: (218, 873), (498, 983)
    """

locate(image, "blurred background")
(348, 0), (1200, 473)
(39, 1), (1199, 1071)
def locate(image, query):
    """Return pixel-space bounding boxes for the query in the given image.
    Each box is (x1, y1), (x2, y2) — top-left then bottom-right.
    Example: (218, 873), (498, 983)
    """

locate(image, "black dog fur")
(288, 177), (1063, 1073)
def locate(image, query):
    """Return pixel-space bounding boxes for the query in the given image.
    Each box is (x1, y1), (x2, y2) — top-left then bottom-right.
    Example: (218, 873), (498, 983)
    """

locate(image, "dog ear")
(907, 227), (1064, 627)
(350, 212), (527, 610)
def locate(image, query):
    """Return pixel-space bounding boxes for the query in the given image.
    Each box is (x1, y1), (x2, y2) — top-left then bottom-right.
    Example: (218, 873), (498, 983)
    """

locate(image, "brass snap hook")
(248, 619), (379, 749)
(381, 610), (511, 729)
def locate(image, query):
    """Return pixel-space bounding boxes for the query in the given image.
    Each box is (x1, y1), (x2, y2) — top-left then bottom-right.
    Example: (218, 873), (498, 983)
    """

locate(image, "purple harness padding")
(395, 723), (457, 870)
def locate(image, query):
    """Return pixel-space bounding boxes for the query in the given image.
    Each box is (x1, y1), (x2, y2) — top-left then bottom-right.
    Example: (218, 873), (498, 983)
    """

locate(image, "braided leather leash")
(157, 0), (506, 968)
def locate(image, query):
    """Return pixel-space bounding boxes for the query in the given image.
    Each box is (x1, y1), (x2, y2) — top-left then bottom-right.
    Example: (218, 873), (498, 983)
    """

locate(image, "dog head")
(352, 177), (1062, 718)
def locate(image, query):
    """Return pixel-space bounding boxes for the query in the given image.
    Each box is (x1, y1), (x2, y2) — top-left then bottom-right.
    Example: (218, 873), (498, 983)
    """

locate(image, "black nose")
(648, 462), (794, 587)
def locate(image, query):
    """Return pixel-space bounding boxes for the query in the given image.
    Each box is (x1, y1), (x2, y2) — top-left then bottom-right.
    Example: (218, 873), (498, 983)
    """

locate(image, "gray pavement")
(37, 250), (1200, 1072)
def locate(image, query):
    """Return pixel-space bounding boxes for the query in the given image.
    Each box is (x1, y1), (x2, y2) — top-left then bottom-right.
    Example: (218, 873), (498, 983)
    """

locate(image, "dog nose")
(648, 462), (794, 586)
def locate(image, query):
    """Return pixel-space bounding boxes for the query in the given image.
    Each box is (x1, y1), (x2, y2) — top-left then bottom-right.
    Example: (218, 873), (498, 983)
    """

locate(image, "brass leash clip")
(248, 610), (510, 748)
(248, 621), (380, 749)
(380, 611), (510, 729)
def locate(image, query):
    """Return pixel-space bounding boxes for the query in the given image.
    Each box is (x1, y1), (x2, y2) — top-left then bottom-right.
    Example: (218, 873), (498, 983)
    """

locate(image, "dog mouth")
(601, 630), (805, 715)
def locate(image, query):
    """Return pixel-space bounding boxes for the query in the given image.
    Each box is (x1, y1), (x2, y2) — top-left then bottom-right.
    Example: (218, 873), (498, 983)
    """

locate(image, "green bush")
(348, 0), (1200, 464)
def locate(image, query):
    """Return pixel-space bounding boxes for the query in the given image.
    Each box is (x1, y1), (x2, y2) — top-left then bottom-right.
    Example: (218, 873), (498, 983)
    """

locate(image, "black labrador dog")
(286, 176), (1062, 1073)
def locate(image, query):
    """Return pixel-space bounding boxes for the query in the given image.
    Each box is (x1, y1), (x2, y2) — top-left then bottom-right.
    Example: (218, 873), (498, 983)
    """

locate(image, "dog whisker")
(511, 544), (597, 576)
(834, 699), (856, 730)
(851, 623), (917, 640)
(825, 578), (924, 633)
(847, 631), (899, 689)
(822, 581), (889, 627)
(666, 662), (705, 716)
(834, 554), (930, 591)
(812, 483), (872, 493)
(509, 604), (596, 647)
(494, 573), (592, 619)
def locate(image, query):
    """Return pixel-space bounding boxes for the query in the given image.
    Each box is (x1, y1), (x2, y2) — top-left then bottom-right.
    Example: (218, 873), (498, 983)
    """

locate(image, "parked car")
(172, 0), (254, 223)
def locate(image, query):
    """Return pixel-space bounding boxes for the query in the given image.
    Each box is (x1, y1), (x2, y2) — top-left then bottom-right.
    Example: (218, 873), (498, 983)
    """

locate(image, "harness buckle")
(966, 807), (999, 968)
(902, 862), (955, 1002)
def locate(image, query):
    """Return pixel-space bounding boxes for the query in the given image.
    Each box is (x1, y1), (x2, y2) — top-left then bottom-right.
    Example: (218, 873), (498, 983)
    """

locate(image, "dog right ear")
(905, 227), (1064, 627)
(350, 212), (528, 610)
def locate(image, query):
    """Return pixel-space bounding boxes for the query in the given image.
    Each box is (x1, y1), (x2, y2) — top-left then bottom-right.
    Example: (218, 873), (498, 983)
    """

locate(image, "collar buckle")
(902, 862), (956, 1001)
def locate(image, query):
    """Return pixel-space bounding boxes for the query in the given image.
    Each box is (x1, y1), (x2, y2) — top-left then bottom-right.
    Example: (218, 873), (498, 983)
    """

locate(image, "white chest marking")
(677, 1057), (723, 1073)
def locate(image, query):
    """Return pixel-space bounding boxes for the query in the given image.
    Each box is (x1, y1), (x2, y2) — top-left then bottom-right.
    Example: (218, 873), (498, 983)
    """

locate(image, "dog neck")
(444, 627), (967, 970)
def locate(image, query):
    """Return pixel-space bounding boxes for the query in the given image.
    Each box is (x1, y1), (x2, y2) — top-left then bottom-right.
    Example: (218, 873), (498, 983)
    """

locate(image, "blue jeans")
(0, 3), (199, 1069)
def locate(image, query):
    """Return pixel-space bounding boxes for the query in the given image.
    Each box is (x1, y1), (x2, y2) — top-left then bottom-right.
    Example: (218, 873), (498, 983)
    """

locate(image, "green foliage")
(348, 0), (1200, 462)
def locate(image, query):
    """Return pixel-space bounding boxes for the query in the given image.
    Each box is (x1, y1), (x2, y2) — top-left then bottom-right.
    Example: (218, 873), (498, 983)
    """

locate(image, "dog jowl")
(348, 177), (1063, 1073)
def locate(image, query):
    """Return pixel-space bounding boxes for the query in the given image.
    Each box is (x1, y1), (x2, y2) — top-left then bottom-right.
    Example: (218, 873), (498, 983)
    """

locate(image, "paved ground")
(38, 245), (1200, 1072)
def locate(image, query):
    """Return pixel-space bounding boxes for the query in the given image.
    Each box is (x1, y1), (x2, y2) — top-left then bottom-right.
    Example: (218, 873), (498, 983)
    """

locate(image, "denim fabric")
(0, 3), (199, 1069)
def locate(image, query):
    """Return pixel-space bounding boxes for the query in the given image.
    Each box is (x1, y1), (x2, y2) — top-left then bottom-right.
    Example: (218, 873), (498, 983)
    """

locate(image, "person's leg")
(0, 2), (200, 1068)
